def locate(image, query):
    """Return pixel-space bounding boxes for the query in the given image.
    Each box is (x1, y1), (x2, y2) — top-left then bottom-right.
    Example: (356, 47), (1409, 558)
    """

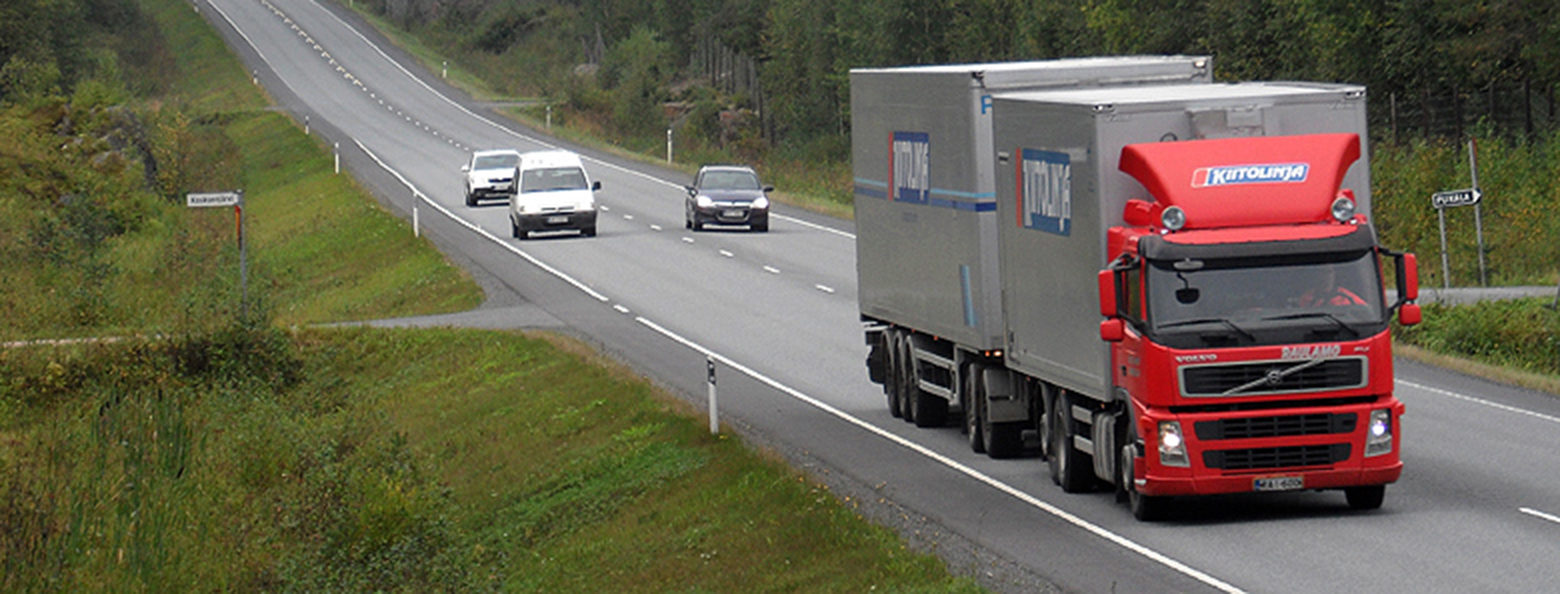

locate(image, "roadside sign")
(186, 191), (242, 208)
(1431, 188), (1481, 209)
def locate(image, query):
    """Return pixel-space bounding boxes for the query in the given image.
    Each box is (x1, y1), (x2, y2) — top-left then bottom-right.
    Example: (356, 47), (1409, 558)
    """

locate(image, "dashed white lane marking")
(815, 284), (835, 294)
(649, 224), (663, 231)
(763, 266), (780, 274)
(719, 250), (734, 258)
(681, 237), (695, 244)
(613, 304), (630, 315)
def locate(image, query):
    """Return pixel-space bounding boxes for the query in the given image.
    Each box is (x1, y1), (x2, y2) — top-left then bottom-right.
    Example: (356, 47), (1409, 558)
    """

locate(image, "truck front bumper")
(1134, 398), (1404, 497)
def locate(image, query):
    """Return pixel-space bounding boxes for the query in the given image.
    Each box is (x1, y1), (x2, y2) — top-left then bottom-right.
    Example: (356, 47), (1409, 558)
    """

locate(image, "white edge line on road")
(632, 316), (1244, 594)
(1520, 507), (1560, 525)
(353, 139), (609, 303)
(1397, 379), (1560, 425)
(301, 0), (856, 241)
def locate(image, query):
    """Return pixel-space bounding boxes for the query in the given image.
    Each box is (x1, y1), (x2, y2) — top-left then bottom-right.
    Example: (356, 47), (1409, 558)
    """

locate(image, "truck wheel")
(1345, 485), (1386, 510)
(1050, 390), (1093, 492)
(964, 366), (985, 453)
(1123, 443), (1167, 521)
(884, 333), (903, 418)
(975, 367), (1024, 458)
(910, 362), (949, 428)
(896, 338), (916, 424)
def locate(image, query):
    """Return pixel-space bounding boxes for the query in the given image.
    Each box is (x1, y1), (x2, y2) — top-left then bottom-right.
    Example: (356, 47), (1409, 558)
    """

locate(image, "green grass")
(1, 0), (991, 591)
(0, 328), (983, 593)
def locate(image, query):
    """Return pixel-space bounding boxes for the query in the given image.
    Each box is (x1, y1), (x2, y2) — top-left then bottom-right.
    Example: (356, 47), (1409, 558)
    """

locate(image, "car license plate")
(1253, 476), (1304, 492)
(723, 209), (744, 218)
(547, 215), (569, 224)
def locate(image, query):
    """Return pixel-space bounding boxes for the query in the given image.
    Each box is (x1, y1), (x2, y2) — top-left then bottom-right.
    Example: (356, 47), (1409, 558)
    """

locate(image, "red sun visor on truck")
(1119, 133), (1361, 230)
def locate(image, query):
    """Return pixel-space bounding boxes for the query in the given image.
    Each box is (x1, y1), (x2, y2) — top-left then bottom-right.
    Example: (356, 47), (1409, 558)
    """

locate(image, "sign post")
(186, 190), (248, 321)
(1431, 187), (1483, 290)
(707, 357), (718, 435)
(1469, 139), (1486, 287)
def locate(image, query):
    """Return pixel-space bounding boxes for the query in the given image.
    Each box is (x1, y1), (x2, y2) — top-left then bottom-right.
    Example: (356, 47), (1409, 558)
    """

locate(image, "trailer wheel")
(1050, 390), (1093, 492)
(910, 360), (949, 428)
(963, 365), (985, 453)
(1345, 485), (1386, 510)
(884, 332), (902, 418)
(896, 338), (916, 424)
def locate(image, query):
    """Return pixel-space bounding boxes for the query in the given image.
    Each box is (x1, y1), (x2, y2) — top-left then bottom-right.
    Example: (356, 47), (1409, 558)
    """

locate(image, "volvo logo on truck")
(1192, 163), (1310, 187)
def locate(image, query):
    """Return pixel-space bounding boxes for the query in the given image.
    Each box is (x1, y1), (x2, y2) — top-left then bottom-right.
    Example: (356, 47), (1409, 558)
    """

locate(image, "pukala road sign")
(1431, 188), (1481, 209)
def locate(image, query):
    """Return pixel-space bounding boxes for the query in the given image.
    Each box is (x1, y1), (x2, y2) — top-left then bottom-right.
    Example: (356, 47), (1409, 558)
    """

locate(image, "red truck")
(854, 69), (1422, 520)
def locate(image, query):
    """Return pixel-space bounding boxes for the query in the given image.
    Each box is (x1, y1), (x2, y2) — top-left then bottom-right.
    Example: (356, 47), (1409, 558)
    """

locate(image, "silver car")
(461, 149), (522, 206)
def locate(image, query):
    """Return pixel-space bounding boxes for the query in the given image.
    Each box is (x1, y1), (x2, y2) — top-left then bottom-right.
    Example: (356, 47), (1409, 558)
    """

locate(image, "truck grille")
(1194, 413), (1357, 440)
(1203, 444), (1351, 471)
(1180, 357), (1366, 397)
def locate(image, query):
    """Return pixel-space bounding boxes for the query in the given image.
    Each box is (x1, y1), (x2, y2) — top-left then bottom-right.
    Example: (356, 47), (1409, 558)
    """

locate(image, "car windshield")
(701, 170), (760, 190)
(473, 154), (519, 170)
(1145, 250), (1386, 346)
(521, 167), (589, 192)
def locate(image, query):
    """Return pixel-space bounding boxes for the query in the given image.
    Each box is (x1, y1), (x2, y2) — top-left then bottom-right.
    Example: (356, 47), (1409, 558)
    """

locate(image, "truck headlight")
(1158, 421), (1189, 467)
(1160, 206), (1186, 231)
(1365, 408), (1393, 457)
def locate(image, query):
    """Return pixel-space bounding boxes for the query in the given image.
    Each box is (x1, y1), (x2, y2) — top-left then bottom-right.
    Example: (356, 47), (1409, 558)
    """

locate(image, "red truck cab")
(1098, 133), (1421, 519)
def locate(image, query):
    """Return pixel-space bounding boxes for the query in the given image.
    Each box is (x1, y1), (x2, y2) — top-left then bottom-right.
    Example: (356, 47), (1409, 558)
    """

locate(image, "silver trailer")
(852, 57), (1213, 441)
(990, 82), (1371, 404)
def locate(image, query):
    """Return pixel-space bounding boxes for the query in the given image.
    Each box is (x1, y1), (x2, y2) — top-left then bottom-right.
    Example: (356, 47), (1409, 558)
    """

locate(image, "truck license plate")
(547, 215), (569, 224)
(1253, 476), (1304, 492)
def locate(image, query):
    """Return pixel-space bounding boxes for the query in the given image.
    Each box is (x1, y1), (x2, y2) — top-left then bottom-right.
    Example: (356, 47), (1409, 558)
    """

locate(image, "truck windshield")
(1145, 250), (1386, 346)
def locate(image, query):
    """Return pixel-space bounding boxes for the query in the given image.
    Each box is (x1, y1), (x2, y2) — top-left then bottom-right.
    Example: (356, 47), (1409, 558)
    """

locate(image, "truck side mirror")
(1398, 303), (1422, 326)
(1401, 253), (1419, 301)
(1097, 269), (1117, 317)
(1100, 319), (1125, 342)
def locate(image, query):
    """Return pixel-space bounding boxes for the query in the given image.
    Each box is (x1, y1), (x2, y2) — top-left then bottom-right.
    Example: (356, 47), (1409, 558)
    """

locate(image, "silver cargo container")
(852, 57), (1213, 350)
(989, 82), (1371, 401)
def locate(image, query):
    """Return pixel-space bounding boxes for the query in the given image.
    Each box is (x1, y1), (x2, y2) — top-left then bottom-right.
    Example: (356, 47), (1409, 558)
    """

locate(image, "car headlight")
(1365, 408), (1393, 457)
(752, 196), (769, 209)
(1158, 421), (1189, 467)
(696, 195), (714, 208)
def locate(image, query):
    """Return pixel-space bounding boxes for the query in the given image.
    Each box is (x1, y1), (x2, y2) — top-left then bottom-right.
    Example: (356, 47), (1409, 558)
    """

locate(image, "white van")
(508, 150), (599, 239)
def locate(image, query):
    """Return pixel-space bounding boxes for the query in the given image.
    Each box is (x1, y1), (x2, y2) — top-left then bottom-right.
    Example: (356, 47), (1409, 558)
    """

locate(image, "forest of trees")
(332, 0), (1560, 156)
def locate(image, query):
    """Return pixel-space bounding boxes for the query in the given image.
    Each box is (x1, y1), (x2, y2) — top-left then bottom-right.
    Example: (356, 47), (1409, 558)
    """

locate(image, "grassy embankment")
(0, 0), (984, 591)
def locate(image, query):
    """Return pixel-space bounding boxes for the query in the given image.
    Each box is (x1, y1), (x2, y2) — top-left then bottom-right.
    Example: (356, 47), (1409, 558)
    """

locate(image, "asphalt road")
(197, 0), (1560, 591)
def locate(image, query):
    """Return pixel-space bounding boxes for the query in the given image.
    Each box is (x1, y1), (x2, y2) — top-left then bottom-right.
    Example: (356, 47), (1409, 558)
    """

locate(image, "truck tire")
(896, 338), (916, 424)
(1123, 442), (1168, 521)
(884, 332), (903, 418)
(1345, 485), (1386, 510)
(909, 362), (949, 428)
(964, 366), (985, 453)
(1050, 390), (1094, 492)
(975, 367), (1024, 458)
